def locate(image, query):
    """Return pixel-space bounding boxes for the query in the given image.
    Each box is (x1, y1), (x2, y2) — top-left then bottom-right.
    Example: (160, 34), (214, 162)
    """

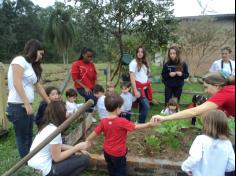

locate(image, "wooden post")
(0, 62), (8, 130)
(2, 99), (94, 176)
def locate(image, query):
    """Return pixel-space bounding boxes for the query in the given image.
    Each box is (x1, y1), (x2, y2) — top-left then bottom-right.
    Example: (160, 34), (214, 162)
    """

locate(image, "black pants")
(164, 86), (183, 105)
(47, 154), (89, 176)
(104, 151), (127, 176)
(77, 88), (97, 112)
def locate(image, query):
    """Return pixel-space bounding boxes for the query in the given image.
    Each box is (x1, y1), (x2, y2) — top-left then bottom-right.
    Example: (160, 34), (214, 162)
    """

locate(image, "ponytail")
(203, 71), (235, 86)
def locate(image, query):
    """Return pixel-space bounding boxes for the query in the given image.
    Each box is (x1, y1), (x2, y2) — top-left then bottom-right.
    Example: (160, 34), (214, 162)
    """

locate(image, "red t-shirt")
(71, 60), (97, 90)
(207, 85), (235, 117)
(94, 117), (135, 157)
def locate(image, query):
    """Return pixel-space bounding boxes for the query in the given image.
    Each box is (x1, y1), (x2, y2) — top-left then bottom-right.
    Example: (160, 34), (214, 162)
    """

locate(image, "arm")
(181, 136), (203, 174)
(225, 144), (235, 172)
(86, 131), (98, 142)
(181, 63), (189, 79)
(35, 82), (50, 103)
(130, 72), (140, 97)
(161, 64), (172, 79)
(12, 64), (32, 115)
(61, 144), (73, 151)
(135, 122), (156, 130)
(50, 142), (88, 162)
(71, 63), (91, 92)
(152, 101), (218, 122)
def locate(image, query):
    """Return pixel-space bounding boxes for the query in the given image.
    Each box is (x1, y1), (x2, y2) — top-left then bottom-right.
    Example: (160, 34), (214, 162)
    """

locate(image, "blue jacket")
(34, 101), (48, 127)
(161, 62), (189, 87)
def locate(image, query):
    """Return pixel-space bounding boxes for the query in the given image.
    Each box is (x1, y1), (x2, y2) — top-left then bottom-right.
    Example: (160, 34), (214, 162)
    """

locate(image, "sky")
(31, 0), (235, 17)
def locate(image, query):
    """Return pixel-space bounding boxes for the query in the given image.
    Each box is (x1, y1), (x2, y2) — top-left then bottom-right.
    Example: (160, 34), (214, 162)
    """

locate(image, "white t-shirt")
(7, 56), (37, 103)
(66, 101), (83, 114)
(120, 92), (136, 112)
(209, 59), (235, 76)
(160, 108), (177, 115)
(181, 135), (235, 176)
(129, 59), (148, 83)
(95, 95), (108, 119)
(28, 124), (62, 176)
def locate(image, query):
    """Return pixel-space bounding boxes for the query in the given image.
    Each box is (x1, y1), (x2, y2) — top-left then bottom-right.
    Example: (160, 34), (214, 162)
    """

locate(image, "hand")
(169, 72), (176, 77)
(75, 150), (91, 156)
(176, 71), (183, 76)
(151, 115), (165, 123)
(84, 87), (91, 95)
(187, 171), (192, 176)
(148, 121), (160, 127)
(134, 89), (141, 98)
(24, 103), (33, 116)
(75, 141), (90, 151)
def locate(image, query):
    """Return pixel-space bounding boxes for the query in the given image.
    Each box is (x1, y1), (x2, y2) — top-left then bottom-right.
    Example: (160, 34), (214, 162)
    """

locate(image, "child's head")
(167, 97), (179, 111)
(65, 88), (78, 103)
(39, 101), (66, 130)
(120, 81), (131, 94)
(93, 84), (105, 98)
(192, 94), (207, 106)
(201, 109), (229, 140)
(45, 86), (60, 101)
(105, 92), (124, 114)
(107, 81), (115, 92)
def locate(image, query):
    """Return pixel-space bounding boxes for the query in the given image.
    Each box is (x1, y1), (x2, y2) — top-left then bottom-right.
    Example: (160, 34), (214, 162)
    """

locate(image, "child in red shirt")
(86, 92), (158, 176)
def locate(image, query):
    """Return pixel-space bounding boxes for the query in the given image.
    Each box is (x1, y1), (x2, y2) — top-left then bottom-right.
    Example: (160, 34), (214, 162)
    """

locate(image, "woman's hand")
(84, 87), (92, 95)
(24, 103), (33, 116)
(134, 89), (141, 98)
(176, 71), (183, 76)
(151, 115), (166, 123)
(169, 72), (177, 77)
(74, 141), (90, 151)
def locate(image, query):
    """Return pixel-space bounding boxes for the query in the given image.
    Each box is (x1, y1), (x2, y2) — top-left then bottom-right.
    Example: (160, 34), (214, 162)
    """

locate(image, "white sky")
(31, 0), (235, 17)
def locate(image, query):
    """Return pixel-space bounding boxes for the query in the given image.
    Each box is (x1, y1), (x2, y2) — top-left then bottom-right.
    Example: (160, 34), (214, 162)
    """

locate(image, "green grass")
(0, 63), (234, 175)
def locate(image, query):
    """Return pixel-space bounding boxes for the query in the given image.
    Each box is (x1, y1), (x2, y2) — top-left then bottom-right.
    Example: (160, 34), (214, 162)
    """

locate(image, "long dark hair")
(78, 47), (94, 60)
(23, 39), (43, 81)
(167, 46), (183, 71)
(39, 101), (66, 131)
(135, 46), (149, 72)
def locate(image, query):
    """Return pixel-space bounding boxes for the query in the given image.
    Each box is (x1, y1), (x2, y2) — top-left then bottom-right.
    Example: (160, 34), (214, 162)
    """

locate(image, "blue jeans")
(120, 111), (131, 121)
(138, 97), (150, 123)
(6, 103), (33, 158)
(47, 154), (90, 176)
(104, 151), (127, 176)
(77, 88), (97, 112)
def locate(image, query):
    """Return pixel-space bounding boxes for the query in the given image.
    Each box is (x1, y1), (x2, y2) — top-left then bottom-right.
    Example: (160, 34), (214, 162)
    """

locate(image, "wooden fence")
(0, 62), (8, 132)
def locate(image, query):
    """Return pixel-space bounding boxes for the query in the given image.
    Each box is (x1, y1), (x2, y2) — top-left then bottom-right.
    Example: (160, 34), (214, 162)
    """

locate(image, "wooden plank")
(0, 62), (8, 130)
(153, 90), (204, 95)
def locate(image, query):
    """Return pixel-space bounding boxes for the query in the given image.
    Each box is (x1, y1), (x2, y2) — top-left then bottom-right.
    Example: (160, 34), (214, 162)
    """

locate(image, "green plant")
(144, 135), (161, 155)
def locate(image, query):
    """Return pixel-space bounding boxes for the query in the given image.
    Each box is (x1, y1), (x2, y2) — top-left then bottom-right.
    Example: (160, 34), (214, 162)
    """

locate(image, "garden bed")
(87, 119), (235, 161)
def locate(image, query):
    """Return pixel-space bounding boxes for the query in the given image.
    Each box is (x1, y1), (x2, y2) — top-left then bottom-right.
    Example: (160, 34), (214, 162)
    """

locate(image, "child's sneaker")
(92, 117), (97, 123)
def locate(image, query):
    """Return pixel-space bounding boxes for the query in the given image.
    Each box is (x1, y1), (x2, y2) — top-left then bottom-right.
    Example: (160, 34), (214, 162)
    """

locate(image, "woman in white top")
(129, 46), (151, 123)
(6, 39), (50, 158)
(181, 109), (235, 176)
(209, 46), (235, 76)
(28, 101), (89, 176)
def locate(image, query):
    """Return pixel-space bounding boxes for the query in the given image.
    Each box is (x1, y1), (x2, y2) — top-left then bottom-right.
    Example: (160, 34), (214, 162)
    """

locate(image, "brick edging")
(89, 154), (187, 176)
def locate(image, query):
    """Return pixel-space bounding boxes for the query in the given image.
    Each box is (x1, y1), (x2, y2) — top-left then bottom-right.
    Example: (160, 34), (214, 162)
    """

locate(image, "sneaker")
(92, 117), (97, 123)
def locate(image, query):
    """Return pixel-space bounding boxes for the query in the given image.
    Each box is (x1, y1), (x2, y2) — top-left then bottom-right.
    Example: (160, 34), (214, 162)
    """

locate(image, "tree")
(76, 0), (177, 85)
(177, 16), (234, 76)
(45, 2), (75, 64)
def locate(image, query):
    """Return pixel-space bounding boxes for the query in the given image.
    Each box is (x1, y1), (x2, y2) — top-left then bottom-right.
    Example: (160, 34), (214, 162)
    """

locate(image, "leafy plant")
(144, 135), (161, 154)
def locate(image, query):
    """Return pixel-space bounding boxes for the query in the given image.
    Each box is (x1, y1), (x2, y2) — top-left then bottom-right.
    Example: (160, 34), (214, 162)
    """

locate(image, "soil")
(86, 124), (235, 161)
(87, 124), (193, 161)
